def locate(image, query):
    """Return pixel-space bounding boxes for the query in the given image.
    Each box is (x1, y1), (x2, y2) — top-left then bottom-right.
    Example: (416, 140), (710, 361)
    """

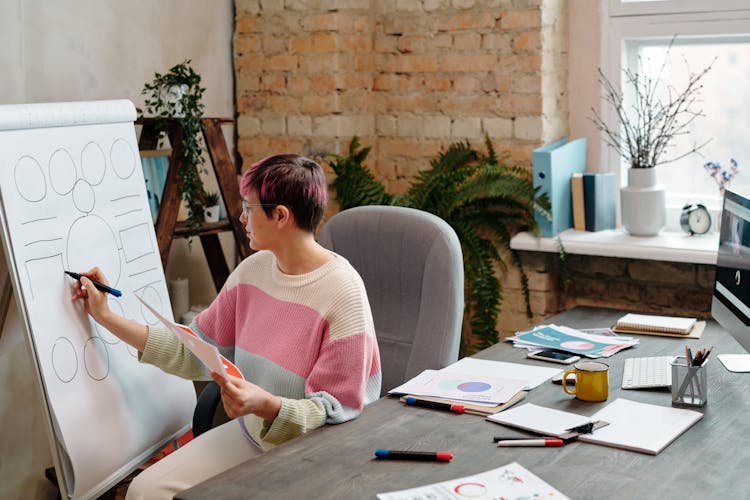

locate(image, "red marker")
(404, 396), (465, 414)
(496, 438), (564, 447)
(375, 449), (453, 462)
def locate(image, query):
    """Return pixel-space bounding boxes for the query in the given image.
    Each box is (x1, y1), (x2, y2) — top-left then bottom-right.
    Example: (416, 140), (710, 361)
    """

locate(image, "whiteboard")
(0, 100), (196, 499)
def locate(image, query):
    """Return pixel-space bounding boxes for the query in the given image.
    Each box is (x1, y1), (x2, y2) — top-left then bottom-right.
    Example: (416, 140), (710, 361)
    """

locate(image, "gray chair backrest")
(318, 205), (464, 395)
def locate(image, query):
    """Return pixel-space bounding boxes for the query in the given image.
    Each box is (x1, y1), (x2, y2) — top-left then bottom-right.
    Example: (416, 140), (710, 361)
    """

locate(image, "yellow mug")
(562, 361), (609, 402)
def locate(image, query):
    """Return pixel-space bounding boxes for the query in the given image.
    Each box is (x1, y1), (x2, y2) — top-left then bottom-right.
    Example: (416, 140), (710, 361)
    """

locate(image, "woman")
(73, 154), (382, 499)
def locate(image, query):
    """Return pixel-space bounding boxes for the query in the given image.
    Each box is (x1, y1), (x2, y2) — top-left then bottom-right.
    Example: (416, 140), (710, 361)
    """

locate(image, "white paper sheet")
(377, 462), (570, 500)
(0, 100), (196, 499)
(442, 357), (562, 390)
(388, 369), (528, 404)
(137, 295), (228, 379)
(487, 403), (593, 437)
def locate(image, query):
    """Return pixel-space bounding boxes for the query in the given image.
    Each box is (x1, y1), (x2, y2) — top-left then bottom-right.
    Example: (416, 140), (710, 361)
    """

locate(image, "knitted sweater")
(140, 250), (382, 449)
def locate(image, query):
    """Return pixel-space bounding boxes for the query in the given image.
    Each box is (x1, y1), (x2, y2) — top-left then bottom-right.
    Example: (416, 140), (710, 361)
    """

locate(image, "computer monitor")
(712, 189), (750, 372)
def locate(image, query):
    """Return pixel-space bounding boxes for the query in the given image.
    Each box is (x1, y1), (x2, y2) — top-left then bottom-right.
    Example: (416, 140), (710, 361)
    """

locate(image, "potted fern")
(328, 137), (550, 351)
(138, 59), (208, 236)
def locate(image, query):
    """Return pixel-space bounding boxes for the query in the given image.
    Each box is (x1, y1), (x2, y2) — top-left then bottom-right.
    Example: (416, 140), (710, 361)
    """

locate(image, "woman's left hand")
(211, 372), (282, 421)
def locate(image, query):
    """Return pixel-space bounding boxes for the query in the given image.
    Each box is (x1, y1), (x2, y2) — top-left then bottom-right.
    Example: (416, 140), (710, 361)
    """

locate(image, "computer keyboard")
(621, 356), (674, 389)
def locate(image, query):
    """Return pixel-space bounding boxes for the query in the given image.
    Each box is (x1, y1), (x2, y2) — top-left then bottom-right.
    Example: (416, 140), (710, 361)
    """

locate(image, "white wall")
(0, 1), (235, 497)
(568, 0), (603, 172)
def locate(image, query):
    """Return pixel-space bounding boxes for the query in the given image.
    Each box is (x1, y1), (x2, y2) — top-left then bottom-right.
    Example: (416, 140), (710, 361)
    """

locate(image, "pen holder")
(671, 356), (707, 408)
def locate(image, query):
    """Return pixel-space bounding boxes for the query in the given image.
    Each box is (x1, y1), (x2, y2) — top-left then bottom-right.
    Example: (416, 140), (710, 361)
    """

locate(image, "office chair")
(192, 205), (464, 437)
(318, 205), (464, 395)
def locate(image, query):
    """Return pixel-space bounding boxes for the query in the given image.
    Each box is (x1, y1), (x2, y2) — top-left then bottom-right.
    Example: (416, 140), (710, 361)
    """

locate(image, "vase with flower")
(591, 39), (714, 236)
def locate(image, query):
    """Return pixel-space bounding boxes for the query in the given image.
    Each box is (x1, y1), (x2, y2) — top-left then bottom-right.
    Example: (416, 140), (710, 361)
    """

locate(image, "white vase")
(160, 84), (189, 117)
(204, 204), (220, 223)
(621, 168), (666, 236)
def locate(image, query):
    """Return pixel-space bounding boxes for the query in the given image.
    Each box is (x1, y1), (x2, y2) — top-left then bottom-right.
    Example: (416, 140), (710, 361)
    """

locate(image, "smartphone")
(526, 350), (580, 365)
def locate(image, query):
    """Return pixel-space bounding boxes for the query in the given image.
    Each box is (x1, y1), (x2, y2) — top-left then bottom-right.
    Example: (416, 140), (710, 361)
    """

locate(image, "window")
(603, 1), (750, 230)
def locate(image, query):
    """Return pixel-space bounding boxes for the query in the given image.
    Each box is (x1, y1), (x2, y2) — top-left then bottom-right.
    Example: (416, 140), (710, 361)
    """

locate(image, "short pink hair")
(240, 154), (328, 232)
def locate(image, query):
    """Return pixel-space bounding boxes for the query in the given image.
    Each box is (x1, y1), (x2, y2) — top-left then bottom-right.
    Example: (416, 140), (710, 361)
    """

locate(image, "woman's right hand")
(71, 267), (111, 324)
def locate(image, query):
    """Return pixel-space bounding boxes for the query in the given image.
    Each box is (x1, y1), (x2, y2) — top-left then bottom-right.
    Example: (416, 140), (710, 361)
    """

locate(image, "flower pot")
(160, 84), (189, 117)
(204, 204), (220, 223)
(621, 168), (666, 236)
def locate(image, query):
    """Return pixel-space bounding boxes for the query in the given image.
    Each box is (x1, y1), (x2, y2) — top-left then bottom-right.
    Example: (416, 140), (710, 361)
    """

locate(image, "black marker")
(374, 449), (453, 462)
(65, 271), (122, 297)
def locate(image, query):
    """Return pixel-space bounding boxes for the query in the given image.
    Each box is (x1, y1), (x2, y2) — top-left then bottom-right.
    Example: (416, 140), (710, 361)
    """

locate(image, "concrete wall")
(0, 2), (234, 497)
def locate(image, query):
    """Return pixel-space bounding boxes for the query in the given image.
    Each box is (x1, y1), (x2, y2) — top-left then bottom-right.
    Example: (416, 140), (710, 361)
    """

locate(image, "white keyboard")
(621, 356), (674, 389)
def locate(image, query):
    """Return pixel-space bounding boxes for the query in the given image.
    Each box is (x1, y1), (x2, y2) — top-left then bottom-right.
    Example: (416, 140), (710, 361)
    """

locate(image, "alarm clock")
(680, 203), (711, 235)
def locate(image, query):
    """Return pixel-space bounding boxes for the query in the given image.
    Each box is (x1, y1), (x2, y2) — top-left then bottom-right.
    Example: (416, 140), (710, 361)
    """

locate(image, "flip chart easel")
(0, 100), (196, 499)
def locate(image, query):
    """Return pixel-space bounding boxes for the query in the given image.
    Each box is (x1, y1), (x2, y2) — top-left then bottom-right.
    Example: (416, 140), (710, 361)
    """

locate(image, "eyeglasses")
(241, 200), (277, 218)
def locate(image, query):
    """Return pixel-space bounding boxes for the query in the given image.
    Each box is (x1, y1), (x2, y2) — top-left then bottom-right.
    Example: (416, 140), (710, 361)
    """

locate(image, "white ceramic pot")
(620, 168), (666, 236)
(204, 204), (221, 223)
(160, 84), (189, 117)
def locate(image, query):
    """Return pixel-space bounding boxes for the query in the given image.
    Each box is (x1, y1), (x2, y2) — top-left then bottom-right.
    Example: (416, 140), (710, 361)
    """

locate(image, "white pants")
(125, 420), (263, 500)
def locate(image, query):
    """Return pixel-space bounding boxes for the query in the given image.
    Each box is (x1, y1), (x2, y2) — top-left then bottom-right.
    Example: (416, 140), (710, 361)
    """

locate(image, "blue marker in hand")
(65, 271), (122, 297)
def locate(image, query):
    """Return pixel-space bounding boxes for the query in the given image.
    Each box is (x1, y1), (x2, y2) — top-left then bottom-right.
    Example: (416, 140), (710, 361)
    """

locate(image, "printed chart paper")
(388, 369), (528, 404)
(377, 461), (569, 500)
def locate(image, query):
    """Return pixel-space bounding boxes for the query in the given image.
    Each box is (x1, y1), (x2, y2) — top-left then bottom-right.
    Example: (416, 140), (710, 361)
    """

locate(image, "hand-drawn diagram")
(0, 100), (195, 499)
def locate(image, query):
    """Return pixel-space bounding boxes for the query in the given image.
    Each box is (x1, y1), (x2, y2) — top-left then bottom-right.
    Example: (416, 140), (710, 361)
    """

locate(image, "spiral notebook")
(614, 313), (697, 336)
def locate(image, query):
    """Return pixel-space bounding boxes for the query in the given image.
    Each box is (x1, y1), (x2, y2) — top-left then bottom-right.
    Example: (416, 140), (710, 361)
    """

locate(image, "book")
(532, 138), (587, 237)
(582, 172), (616, 231)
(577, 398), (703, 455)
(614, 313), (697, 335)
(571, 173), (585, 230)
(377, 462), (570, 500)
(399, 391), (527, 416)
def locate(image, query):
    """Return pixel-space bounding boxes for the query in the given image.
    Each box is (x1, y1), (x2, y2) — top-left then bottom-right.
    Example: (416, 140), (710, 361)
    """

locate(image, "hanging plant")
(138, 59), (208, 237)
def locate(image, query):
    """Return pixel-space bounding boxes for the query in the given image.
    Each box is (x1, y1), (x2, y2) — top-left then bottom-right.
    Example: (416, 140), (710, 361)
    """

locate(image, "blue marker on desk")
(65, 271), (122, 297)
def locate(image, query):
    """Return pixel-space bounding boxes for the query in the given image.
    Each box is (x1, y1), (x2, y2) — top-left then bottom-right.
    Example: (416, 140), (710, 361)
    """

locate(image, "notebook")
(399, 391), (526, 416)
(488, 399), (702, 455)
(577, 398), (703, 455)
(614, 313), (697, 335)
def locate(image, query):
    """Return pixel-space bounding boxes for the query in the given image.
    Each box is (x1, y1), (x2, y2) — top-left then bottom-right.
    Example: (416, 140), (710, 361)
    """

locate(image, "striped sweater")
(140, 250), (382, 449)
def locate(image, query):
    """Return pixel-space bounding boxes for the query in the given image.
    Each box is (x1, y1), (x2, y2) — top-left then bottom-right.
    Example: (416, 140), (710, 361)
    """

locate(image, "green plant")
(138, 59), (208, 236)
(204, 191), (220, 206)
(329, 137), (550, 350)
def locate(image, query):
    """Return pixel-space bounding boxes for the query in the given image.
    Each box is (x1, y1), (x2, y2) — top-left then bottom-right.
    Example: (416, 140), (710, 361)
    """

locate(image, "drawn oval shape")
(52, 337), (78, 382)
(14, 156), (47, 202)
(139, 285), (164, 326)
(84, 337), (109, 380)
(71, 179), (95, 213)
(66, 214), (121, 286)
(110, 138), (136, 179)
(81, 142), (106, 186)
(48, 149), (77, 195)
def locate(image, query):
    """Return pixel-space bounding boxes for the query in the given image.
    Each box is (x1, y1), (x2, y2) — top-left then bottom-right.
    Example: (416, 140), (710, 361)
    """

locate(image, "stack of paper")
(390, 358), (563, 416)
(510, 324), (639, 358)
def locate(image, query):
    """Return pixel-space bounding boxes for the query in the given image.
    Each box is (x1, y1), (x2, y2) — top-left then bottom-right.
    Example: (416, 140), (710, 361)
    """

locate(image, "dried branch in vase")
(591, 37), (715, 169)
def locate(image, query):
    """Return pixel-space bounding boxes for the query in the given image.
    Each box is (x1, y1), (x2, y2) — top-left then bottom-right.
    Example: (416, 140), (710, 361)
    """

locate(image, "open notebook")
(488, 398), (703, 455)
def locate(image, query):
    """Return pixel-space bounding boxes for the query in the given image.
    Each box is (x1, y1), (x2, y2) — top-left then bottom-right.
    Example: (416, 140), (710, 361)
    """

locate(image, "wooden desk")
(177, 307), (750, 499)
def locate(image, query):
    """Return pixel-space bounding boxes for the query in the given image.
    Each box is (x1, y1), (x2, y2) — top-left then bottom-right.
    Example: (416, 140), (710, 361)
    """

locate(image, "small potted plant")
(591, 39), (714, 236)
(138, 59), (208, 236)
(204, 192), (221, 222)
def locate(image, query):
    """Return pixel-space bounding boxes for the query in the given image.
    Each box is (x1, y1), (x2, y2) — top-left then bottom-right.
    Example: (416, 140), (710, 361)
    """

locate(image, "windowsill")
(510, 229), (718, 265)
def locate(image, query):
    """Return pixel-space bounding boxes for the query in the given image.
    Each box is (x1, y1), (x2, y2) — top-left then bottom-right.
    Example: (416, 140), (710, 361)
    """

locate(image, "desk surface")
(177, 307), (750, 499)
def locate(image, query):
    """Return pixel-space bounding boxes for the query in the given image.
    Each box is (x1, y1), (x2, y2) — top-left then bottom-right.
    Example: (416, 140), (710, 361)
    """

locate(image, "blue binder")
(533, 138), (587, 237)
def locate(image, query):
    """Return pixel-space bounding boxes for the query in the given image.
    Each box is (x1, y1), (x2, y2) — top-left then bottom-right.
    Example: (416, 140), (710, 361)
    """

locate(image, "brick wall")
(499, 251), (716, 338)
(233, 0), (566, 198)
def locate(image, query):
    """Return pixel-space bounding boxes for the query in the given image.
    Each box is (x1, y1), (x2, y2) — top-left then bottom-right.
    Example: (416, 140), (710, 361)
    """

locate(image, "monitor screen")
(712, 189), (750, 355)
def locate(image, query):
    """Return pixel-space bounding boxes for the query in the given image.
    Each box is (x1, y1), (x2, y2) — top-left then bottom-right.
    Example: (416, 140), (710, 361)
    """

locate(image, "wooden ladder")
(137, 117), (250, 292)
